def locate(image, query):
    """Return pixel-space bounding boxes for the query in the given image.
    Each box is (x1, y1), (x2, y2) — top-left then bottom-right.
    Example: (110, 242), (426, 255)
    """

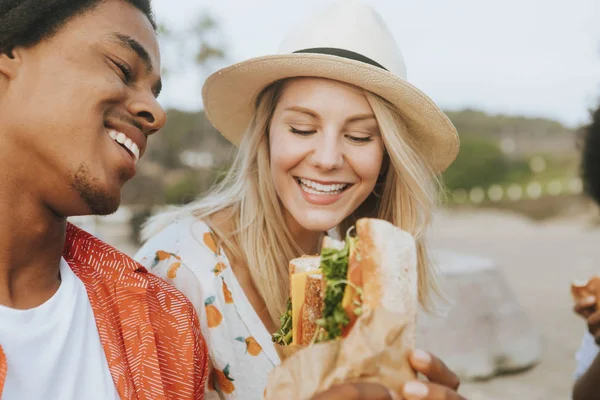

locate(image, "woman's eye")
(290, 127), (317, 136)
(347, 135), (373, 143)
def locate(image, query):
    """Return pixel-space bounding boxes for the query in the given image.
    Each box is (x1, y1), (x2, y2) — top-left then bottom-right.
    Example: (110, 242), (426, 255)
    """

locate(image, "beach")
(430, 208), (598, 400)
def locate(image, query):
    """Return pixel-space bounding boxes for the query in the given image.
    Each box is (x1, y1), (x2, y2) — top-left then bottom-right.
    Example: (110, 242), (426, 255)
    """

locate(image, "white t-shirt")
(574, 331), (599, 380)
(0, 258), (120, 400)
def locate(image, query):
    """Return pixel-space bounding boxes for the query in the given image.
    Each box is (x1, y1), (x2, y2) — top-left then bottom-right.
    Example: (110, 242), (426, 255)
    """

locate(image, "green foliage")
(317, 239), (352, 342)
(446, 109), (572, 138)
(158, 12), (226, 78)
(442, 135), (531, 190)
(145, 109), (234, 168)
(164, 172), (204, 205)
(272, 300), (293, 345)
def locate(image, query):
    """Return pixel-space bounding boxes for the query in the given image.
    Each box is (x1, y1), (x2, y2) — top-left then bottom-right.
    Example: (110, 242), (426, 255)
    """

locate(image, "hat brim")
(202, 53), (459, 173)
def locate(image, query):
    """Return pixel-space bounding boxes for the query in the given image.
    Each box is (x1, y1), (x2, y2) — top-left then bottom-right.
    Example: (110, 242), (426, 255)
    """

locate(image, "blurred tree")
(164, 172), (204, 205)
(194, 14), (225, 65)
(149, 11), (228, 169)
(445, 109), (572, 138)
(164, 168), (226, 205)
(442, 135), (530, 191)
(158, 12), (226, 78)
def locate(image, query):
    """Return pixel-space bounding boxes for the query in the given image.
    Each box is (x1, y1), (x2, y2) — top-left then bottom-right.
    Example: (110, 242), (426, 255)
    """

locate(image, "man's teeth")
(107, 129), (140, 163)
(299, 178), (349, 195)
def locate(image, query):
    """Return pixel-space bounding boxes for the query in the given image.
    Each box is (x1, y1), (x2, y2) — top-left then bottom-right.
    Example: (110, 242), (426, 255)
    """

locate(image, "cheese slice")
(291, 269), (321, 345)
(341, 283), (354, 310)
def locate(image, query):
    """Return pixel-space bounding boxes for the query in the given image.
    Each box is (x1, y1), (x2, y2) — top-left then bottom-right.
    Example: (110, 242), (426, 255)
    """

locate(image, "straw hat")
(202, 0), (459, 173)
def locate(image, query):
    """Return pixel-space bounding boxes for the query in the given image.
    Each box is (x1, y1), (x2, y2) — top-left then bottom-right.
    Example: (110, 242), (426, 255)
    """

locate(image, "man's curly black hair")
(581, 105), (600, 205)
(0, 0), (155, 56)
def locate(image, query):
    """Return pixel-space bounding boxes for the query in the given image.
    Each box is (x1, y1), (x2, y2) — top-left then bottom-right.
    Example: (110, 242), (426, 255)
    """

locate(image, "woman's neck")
(284, 213), (324, 255)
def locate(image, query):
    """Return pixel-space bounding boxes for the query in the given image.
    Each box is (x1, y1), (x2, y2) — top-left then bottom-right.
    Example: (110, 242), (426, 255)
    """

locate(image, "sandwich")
(571, 276), (600, 307)
(272, 218), (418, 347)
(272, 255), (323, 346)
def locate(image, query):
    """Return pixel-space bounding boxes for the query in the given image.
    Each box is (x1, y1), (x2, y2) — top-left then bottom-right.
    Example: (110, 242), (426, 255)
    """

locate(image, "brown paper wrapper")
(274, 344), (305, 361)
(264, 308), (416, 400)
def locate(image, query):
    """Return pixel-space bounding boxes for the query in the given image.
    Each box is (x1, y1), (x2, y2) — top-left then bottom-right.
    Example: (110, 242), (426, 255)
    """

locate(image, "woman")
(136, 1), (464, 399)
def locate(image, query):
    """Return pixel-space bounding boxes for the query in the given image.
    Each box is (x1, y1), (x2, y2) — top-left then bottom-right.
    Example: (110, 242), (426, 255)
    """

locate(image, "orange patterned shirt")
(0, 223), (208, 399)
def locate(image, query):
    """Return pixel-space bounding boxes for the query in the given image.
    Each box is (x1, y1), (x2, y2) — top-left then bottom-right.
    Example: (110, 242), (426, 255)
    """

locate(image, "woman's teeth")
(298, 178), (349, 195)
(107, 129), (140, 163)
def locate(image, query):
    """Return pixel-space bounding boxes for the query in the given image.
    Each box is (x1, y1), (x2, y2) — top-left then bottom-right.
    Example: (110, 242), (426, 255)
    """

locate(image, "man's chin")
(89, 197), (121, 216)
(71, 165), (123, 216)
(77, 190), (121, 216)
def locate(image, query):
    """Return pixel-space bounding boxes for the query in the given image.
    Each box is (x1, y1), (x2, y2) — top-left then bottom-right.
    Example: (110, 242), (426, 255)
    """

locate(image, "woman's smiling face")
(269, 77), (385, 233)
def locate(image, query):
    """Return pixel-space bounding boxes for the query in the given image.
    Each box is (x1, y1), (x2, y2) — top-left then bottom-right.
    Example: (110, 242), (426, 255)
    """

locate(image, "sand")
(429, 209), (599, 400)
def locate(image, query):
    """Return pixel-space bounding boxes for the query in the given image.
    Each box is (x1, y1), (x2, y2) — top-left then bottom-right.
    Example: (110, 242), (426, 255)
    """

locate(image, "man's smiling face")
(0, 0), (166, 216)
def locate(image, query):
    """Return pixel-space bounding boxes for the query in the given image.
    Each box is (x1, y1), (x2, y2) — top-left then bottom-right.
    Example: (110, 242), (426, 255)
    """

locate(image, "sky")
(153, 0), (600, 128)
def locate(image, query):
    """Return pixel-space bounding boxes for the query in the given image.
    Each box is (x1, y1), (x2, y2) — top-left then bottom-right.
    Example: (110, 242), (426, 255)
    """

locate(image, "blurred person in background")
(136, 1), (466, 399)
(573, 104), (600, 400)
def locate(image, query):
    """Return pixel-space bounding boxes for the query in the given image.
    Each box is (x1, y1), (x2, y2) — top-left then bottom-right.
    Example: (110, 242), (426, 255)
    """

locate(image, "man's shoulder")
(146, 271), (197, 317)
(64, 224), (207, 397)
(64, 222), (198, 323)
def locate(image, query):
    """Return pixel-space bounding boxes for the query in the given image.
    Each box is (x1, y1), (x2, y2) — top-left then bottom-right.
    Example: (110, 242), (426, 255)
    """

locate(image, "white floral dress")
(135, 215), (281, 399)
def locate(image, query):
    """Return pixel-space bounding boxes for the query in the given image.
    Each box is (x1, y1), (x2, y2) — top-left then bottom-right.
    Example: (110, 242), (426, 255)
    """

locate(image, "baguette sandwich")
(272, 218), (418, 347)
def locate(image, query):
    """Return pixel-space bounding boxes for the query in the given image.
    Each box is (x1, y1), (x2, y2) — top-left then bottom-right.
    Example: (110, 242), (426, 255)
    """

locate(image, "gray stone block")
(417, 249), (543, 381)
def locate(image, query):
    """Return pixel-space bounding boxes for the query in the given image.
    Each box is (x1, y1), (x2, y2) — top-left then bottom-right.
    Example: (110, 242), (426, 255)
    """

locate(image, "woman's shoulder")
(134, 213), (221, 267)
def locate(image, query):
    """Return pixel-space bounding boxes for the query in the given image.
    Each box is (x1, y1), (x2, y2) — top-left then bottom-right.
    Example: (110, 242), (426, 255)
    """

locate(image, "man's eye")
(113, 60), (133, 83)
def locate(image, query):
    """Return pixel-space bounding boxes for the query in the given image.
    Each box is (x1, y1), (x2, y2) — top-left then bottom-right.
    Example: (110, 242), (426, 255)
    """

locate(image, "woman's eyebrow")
(283, 106), (320, 119)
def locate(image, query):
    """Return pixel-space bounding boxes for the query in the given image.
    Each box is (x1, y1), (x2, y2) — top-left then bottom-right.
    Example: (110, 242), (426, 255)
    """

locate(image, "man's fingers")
(574, 304), (593, 318)
(409, 350), (460, 390)
(574, 297), (597, 318)
(402, 381), (467, 400)
(311, 382), (393, 400)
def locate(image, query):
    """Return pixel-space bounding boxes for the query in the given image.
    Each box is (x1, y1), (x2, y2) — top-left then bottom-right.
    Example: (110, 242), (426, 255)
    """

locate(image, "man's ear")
(0, 48), (23, 80)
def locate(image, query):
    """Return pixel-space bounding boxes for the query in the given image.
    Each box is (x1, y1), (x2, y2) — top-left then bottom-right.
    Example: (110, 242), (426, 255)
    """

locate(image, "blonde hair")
(143, 79), (443, 324)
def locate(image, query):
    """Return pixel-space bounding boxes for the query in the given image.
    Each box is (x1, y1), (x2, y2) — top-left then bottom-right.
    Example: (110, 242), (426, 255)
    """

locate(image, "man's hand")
(310, 382), (393, 400)
(310, 350), (467, 400)
(573, 295), (600, 344)
(401, 349), (467, 400)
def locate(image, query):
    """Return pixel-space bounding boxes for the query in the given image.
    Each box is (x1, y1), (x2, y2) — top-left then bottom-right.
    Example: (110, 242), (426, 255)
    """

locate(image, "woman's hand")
(401, 349), (467, 400)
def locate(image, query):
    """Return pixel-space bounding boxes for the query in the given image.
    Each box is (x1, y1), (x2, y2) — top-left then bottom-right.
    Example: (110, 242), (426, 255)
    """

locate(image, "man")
(573, 104), (600, 400)
(0, 1), (207, 398)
